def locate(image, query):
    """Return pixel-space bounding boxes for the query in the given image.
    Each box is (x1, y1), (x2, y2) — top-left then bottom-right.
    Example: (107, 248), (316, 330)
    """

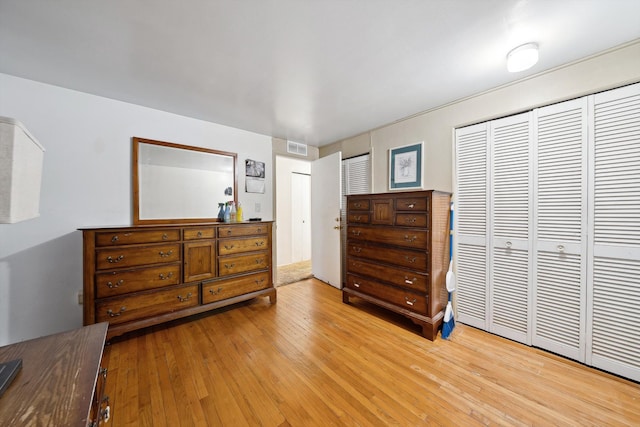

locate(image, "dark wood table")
(0, 322), (108, 426)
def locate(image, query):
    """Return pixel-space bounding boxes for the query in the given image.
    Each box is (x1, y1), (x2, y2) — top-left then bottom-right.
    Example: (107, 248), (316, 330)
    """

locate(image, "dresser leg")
(342, 291), (350, 304)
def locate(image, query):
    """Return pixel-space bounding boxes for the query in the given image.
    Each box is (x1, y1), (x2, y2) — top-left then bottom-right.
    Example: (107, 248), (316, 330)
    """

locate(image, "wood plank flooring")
(102, 279), (640, 426)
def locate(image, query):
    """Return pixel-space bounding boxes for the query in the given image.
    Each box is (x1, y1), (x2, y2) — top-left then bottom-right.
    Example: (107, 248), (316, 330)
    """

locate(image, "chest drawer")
(347, 199), (370, 211)
(219, 252), (269, 276)
(183, 227), (216, 240)
(218, 236), (268, 255)
(96, 263), (181, 298)
(347, 257), (428, 293)
(348, 226), (429, 249)
(395, 213), (428, 228)
(346, 274), (427, 315)
(348, 242), (428, 271)
(202, 271), (271, 304)
(218, 224), (268, 238)
(347, 213), (370, 224)
(396, 197), (428, 211)
(95, 284), (198, 325)
(96, 243), (181, 270)
(95, 229), (180, 246)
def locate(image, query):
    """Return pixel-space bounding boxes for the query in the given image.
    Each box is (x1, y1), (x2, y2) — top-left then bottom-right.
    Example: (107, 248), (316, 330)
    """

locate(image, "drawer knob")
(506, 241), (513, 249)
(557, 244), (565, 253)
(159, 272), (174, 280)
(107, 279), (124, 289)
(107, 306), (126, 317)
(107, 255), (124, 263)
(405, 297), (417, 306)
(209, 287), (223, 295)
(159, 250), (173, 258)
(177, 292), (192, 302)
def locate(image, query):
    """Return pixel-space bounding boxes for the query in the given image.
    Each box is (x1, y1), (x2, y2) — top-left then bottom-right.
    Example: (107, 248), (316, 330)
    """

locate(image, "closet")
(455, 82), (640, 382)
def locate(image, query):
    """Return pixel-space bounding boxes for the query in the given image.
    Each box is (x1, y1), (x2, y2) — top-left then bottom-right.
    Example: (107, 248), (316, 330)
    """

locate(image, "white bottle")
(230, 201), (237, 222)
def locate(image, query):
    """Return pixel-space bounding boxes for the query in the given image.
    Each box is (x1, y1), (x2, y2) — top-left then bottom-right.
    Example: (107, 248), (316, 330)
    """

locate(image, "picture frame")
(389, 141), (423, 190)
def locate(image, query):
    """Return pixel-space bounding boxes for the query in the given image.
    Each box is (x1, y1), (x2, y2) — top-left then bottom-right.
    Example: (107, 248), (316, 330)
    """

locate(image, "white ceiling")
(1, 1), (639, 147)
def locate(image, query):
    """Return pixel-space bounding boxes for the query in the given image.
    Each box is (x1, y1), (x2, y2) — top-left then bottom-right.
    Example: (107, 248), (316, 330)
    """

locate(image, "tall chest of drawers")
(81, 222), (275, 339)
(343, 190), (450, 340)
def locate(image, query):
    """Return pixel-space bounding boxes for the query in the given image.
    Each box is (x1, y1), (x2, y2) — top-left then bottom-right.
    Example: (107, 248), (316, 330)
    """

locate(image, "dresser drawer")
(95, 229), (180, 246)
(347, 258), (428, 293)
(218, 236), (268, 255)
(183, 227), (215, 240)
(395, 197), (428, 211)
(202, 272), (271, 304)
(395, 213), (428, 228)
(96, 263), (181, 298)
(348, 226), (429, 249)
(219, 252), (269, 276)
(346, 274), (427, 314)
(348, 242), (428, 270)
(347, 213), (370, 224)
(95, 284), (198, 325)
(96, 243), (181, 270)
(347, 199), (370, 211)
(218, 224), (268, 238)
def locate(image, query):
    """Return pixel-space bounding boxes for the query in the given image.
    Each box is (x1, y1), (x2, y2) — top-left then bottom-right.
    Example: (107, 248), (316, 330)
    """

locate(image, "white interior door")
(311, 152), (342, 288)
(291, 172), (311, 262)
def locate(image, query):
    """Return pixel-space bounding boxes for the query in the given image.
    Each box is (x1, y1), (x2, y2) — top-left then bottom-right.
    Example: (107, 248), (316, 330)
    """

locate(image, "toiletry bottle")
(236, 202), (243, 222)
(218, 203), (225, 221)
(224, 202), (230, 223)
(230, 201), (237, 222)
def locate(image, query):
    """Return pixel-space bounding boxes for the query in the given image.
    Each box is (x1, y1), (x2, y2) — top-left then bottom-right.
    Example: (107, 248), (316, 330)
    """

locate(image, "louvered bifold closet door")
(587, 83), (640, 382)
(533, 98), (588, 362)
(489, 113), (532, 344)
(455, 123), (489, 329)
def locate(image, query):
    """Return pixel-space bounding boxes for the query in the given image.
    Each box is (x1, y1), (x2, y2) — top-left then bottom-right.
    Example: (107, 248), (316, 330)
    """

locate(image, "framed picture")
(245, 159), (266, 193)
(389, 142), (423, 190)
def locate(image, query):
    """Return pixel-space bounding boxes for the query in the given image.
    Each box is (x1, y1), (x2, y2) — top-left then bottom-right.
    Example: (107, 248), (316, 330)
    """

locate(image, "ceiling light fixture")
(507, 42), (539, 73)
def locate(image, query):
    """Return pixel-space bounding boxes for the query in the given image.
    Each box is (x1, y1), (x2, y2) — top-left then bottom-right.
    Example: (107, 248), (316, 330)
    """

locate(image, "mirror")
(132, 137), (237, 225)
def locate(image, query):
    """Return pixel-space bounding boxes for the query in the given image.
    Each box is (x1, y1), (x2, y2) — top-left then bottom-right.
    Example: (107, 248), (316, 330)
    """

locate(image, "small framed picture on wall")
(389, 141), (423, 190)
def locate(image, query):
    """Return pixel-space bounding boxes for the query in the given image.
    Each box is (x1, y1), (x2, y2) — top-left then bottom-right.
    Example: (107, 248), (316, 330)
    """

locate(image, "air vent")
(287, 141), (308, 156)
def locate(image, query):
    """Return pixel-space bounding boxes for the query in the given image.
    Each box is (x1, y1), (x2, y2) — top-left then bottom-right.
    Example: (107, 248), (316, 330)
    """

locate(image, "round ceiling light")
(507, 42), (539, 73)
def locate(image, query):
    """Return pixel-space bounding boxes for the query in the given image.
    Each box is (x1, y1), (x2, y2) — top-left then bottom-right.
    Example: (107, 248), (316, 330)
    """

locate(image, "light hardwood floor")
(102, 278), (640, 426)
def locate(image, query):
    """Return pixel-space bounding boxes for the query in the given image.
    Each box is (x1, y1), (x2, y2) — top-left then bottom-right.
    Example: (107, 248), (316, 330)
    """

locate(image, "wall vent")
(287, 141), (308, 156)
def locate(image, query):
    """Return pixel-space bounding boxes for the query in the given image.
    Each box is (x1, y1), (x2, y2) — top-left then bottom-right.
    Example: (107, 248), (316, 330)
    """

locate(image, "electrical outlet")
(77, 292), (83, 305)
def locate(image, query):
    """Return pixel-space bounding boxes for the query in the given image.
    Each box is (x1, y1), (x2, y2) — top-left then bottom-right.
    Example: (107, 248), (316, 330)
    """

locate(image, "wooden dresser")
(343, 190), (450, 340)
(81, 222), (275, 339)
(0, 323), (109, 426)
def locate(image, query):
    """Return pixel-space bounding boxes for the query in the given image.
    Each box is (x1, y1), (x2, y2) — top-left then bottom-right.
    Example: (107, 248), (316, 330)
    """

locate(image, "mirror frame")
(132, 137), (238, 225)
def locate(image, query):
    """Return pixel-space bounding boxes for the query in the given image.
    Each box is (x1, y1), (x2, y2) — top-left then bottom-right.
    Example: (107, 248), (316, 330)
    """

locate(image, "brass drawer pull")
(197, 231), (203, 237)
(352, 247), (361, 253)
(209, 287), (222, 295)
(159, 272), (174, 280)
(355, 215), (362, 221)
(404, 276), (417, 285)
(351, 230), (361, 236)
(255, 241), (265, 246)
(354, 202), (363, 208)
(404, 256), (417, 263)
(107, 255), (124, 263)
(226, 229), (233, 235)
(224, 244), (235, 250)
(405, 217), (417, 224)
(107, 279), (124, 289)
(405, 297), (417, 306)
(162, 233), (169, 240)
(404, 235), (417, 243)
(111, 235), (119, 242)
(353, 282), (361, 288)
(159, 250), (173, 258)
(177, 292), (192, 302)
(255, 259), (264, 264)
(224, 263), (235, 269)
(107, 306), (126, 317)
(257, 227), (262, 233)
(255, 278), (265, 284)
(406, 203), (416, 209)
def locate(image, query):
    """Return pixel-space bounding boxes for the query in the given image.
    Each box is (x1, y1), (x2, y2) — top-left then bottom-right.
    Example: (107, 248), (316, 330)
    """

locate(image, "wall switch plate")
(255, 202), (261, 212)
(77, 292), (83, 305)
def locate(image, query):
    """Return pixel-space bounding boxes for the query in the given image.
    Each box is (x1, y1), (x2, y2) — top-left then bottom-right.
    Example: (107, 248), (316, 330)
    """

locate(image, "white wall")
(0, 74), (273, 345)
(275, 155), (311, 266)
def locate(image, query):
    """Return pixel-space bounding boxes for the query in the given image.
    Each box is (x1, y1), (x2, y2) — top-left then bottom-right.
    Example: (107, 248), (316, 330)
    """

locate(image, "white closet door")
(533, 98), (588, 362)
(455, 123), (489, 329)
(489, 113), (532, 343)
(587, 83), (640, 382)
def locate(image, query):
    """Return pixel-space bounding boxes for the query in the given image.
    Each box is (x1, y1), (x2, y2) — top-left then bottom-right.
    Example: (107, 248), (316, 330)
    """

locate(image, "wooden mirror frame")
(132, 137), (238, 225)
